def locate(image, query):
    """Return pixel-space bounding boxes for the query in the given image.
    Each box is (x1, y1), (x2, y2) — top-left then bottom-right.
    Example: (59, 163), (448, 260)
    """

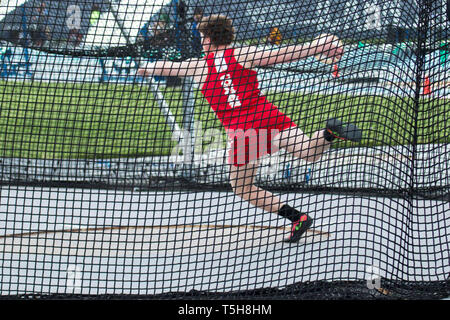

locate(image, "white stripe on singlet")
(214, 51), (228, 73)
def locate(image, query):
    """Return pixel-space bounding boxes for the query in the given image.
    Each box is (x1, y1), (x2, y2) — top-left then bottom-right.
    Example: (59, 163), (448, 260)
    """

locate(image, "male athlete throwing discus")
(138, 15), (362, 243)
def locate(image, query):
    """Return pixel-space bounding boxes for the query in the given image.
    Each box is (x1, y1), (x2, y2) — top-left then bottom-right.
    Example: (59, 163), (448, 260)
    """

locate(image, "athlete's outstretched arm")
(137, 58), (204, 78)
(238, 34), (343, 67)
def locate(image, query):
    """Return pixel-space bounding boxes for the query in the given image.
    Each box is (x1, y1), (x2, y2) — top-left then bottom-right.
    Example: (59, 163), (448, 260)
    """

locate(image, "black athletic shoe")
(326, 118), (363, 142)
(283, 214), (314, 243)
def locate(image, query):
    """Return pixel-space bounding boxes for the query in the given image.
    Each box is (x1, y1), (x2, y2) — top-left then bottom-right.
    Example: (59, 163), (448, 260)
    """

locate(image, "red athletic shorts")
(223, 104), (296, 167)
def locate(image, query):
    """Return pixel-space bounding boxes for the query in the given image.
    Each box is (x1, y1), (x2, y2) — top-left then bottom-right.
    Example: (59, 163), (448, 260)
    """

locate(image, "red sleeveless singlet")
(201, 48), (296, 166)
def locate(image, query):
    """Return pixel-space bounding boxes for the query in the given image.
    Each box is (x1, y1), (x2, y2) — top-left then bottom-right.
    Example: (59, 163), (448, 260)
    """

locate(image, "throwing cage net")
(0, 0), (448, 299)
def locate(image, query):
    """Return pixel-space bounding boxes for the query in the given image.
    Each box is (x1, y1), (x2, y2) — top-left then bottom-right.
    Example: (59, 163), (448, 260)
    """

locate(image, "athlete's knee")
(232, 184), (253, 199)
(230, 181), (253, 199)
(304, 152), (323, 163)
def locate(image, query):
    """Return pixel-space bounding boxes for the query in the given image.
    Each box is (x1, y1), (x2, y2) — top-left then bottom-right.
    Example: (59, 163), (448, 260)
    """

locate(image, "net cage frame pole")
(106, 0), (186, 146)
(174, 0), (198, 170)
(180, 75), (197, 170)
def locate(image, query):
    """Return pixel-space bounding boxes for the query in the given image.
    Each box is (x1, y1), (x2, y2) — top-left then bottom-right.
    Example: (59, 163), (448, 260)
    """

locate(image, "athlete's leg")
(229, 159), (312, 243)
(273, 118), (363, 162)
(267, 125), (334, 243)
(273, 126), (332, 163)
(229, 160), (283, 213)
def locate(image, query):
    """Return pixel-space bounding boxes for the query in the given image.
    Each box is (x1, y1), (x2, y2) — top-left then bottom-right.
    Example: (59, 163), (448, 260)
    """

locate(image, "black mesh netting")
(0, 0), (448, 299)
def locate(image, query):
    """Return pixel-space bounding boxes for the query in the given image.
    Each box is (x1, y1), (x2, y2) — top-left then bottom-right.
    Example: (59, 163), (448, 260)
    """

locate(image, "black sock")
(278, 204), (301, 222)
(323, 129), (336, 142)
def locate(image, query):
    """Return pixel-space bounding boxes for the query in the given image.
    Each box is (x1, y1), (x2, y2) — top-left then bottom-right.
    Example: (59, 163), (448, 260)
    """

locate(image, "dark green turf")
(0, 80), (447, 159)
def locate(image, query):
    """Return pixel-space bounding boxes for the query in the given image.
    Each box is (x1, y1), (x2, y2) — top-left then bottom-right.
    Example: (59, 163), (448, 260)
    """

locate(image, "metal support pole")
(179, 76), (198, 178)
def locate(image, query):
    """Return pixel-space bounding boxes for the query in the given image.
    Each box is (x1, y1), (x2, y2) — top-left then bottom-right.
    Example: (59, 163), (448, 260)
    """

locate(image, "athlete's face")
(200, 33), (213, 53)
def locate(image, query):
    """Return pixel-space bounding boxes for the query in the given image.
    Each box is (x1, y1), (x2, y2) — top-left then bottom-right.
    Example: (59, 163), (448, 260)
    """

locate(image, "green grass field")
(0, 80), (447, 160)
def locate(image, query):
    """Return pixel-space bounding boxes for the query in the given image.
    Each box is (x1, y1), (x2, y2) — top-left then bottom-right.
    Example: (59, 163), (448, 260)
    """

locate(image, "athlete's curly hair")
(197, 14), (235, 46)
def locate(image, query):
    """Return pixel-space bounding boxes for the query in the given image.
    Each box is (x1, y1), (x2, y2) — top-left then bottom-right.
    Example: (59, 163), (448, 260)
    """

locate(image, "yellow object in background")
(267, 27), (282, 45)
